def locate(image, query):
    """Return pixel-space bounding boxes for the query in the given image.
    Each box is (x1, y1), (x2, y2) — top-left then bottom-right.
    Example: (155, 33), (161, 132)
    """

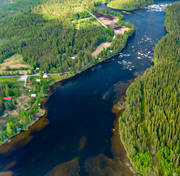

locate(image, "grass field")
(107, 0), (153, 11)
(34, 0), (101, 17)
(0, 54), (31, 75)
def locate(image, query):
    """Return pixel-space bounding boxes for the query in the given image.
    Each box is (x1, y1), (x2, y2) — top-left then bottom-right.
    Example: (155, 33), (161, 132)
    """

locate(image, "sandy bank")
(93, 12), (130, 34)
(114, 26), (130, 35)
(93, 12), (119, 27)
(92, 13), (130, 57)
(92, 42), (111, 57)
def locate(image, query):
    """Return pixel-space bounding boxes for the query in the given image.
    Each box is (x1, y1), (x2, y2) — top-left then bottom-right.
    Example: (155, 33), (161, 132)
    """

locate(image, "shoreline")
(112, 1), (179, 175)
(0, 1), (175, 175)
(0, 28), (134, 152)
(0, 8), (134, 147)
(112, 96), (141, 176)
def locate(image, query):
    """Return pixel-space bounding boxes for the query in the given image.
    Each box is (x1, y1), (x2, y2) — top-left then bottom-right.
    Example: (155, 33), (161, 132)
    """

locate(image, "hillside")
(118, 2), (180, 176)
(0, 0), (44, 20)
(34, 0), (97, 17)
(0, 0), (134, 144)
(0, 0), (134, 73)
(107, 0), (153, 11)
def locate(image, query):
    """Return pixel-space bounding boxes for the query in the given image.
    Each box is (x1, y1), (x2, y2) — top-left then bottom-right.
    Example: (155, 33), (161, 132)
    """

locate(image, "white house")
(71, 56), (76, 60)
(31, 94), (36, 98)
(36, 79), (41, 82)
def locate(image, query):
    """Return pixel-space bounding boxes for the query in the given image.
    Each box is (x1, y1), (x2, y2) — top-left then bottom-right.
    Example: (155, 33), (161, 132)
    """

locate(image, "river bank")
(0, 1), (169, 175)
(0, 9), (134, 146)
(0, 29), (134, 149)
(112, 96), (140, 176)
(0, 50), (129, 151)
(114, 1), (180, 175)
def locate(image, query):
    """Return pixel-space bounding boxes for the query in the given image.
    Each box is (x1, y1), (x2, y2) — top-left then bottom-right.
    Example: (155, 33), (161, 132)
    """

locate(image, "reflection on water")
(0, 1), (173, 176)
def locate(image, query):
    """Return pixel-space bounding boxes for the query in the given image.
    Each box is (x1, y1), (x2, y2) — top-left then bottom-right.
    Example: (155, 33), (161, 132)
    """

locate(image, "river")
(0, 1), (175, 176)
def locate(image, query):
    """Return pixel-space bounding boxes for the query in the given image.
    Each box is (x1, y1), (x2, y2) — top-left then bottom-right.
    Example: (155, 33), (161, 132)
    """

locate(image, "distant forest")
(0, 0), (134, 73)
(0, 13), (114, 72)
(0, 0), (135, 143)
(119, 2), (180, 176)
(107, 0), (153, 10)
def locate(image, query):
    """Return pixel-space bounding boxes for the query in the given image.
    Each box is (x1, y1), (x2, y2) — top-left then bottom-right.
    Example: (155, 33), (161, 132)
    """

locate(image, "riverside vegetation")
(0, 74), (74, 144)
(118, 2), (180, 176)
(107, 0), (153, 10)
(0, 0), (135, 144)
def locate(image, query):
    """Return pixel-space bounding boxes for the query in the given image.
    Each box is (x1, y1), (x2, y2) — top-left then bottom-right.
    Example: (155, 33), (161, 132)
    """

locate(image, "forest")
(0, 74), (68, 144)
(0, 13), (112, 73)
(0, 0), (134, 143)
(0, 0), (44, 20)
(107, 0), (153, 10)
(0, 0), (134, 74)
(119, 2), (180, 176)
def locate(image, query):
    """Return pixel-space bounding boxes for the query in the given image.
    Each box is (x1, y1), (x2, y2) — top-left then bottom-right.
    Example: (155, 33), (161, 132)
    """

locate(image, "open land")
(91, 12), (130, 57)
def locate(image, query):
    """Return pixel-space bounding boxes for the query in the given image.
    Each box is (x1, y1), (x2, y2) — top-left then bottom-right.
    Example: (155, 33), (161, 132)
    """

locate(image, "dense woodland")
(119, 2), (180, 176)
(0, 0), (44, 20)
(0, 0), (134, 73)
(0, 13), (113, 72)
(0, 0), (135, 143)
(0, 14), (113, 72)
(0, 80), (23, 142)
(107, 0), (153, 10)
(0, 81), (19, 116)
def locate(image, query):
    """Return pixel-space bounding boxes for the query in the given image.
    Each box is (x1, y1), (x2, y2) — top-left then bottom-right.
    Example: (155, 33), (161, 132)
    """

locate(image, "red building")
(3, 97), (12, 102)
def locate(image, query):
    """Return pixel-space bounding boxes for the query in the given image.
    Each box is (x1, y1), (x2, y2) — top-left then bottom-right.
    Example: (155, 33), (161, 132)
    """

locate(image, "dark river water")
(0, 1), (176, 176)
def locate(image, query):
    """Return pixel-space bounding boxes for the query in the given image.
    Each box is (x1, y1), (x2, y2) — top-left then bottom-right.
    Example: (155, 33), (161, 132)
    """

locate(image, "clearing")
(93, 12), (119, 27)
(0, 54), (31, 75)
(92, 13), (130, 57)
(114, 26), (130, 35)
(93, 12), (130, 34)
(92, 42), (112, 57)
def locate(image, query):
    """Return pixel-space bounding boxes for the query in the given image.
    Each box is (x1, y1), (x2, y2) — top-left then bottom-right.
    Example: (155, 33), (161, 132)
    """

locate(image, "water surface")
(0, 1), (174, 175)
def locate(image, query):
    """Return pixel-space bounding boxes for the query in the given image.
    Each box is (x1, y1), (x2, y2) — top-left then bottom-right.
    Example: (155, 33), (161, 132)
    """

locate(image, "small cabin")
(3, 97), (12, 102)
(36, 79), (41, 82)
(71, 56), (76, 60)
(31, 94), (36, 98)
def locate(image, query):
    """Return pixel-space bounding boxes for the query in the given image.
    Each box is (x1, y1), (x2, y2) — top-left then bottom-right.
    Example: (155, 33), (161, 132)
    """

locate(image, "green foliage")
(0, 80), (20, 114)
(0, 0), (134, 145)
(119, 2), (180, 176)
(153, 31), (180, 63)
(0, 12), (111, 72)
(165, 2), (180, 33)
(154, 2), (180, 64)
(107, 0), (153, 11)
(35, 0), (111, 18)
(133, 152), (154, 173)
(0, 0), (44, 20)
